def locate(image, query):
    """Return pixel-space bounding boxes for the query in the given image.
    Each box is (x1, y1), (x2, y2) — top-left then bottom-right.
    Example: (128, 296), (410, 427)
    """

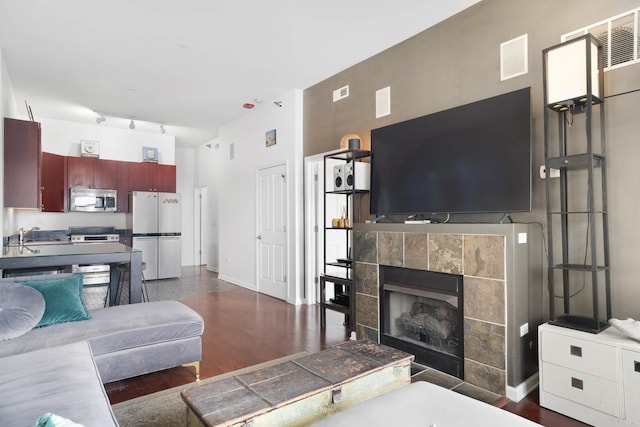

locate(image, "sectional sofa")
(0, 274), (204, 426)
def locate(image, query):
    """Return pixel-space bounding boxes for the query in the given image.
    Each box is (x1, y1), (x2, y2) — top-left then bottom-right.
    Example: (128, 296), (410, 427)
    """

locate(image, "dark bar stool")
(106, 262), (149, 306)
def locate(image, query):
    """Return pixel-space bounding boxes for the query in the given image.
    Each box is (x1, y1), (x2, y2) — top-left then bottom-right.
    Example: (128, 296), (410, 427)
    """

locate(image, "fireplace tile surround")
(352, 223), (543, 400)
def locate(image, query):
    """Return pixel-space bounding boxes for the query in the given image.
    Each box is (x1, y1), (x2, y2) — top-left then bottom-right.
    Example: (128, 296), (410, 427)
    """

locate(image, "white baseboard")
(217, 274), (255, 291)
(506, 372), (538, 402)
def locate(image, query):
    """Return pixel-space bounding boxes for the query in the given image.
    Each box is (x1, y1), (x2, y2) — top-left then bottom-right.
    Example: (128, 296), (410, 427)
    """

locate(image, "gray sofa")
(0, 274), (204, 426)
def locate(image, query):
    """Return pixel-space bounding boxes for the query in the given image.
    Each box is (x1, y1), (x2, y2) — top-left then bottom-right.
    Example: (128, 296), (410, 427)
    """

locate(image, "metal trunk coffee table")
(181, 340), (413, 427)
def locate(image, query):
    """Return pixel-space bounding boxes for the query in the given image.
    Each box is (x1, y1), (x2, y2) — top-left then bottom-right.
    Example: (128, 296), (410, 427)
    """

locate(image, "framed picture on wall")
(266, 129), (276, 147)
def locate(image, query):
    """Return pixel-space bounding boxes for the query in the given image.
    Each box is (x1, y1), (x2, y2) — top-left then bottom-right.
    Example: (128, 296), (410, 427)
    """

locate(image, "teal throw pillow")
(20, 274), (90, 328)
(36, 412), (83, 427)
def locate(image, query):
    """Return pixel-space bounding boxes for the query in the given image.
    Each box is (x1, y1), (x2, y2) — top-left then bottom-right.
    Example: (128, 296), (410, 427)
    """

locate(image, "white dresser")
(539, 323), (640, 426)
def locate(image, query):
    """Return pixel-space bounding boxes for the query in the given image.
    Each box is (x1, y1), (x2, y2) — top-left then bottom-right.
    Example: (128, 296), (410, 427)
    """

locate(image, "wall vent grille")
(562, 7), (639, 71)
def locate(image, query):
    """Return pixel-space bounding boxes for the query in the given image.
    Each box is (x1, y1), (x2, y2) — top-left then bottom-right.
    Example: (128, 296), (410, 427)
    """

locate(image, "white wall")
(200, 89), (305, 304)
(176, 146), (196, 266)
(39, 118), (175, 164)
(196, 143), (219, 271)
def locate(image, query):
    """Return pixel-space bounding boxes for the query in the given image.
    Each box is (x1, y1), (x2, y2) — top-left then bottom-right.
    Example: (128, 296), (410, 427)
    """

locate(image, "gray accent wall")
(304, 0), (640, 318)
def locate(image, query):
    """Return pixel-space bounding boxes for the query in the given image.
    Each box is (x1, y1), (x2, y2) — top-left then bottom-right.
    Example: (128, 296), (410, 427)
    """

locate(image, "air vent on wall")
(562, 7), (639, 71)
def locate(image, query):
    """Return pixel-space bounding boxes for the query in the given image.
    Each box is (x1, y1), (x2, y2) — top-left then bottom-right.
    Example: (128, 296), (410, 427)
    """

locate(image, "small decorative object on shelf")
(142, 146), (158, 163)
(80, 140), (99, 158)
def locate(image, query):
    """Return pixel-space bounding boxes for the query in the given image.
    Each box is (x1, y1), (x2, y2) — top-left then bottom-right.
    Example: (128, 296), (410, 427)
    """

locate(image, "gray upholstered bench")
(0, 341), (119, 427)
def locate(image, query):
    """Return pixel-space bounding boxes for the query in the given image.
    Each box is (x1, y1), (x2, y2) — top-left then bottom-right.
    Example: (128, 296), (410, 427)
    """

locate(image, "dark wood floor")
(104, 268), (588, 427)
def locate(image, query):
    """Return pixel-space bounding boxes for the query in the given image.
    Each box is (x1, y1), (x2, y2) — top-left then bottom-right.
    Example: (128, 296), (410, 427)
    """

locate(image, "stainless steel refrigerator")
(127, 191), (181, 280)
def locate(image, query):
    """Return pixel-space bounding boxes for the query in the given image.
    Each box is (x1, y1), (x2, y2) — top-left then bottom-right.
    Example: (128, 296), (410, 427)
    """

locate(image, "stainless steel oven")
(69, 226), (120, 286)
(71, 263), (110, 285)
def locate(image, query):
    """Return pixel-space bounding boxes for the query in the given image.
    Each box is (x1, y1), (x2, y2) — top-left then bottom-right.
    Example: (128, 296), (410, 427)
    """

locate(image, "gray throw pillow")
(0, 282), (46, 341)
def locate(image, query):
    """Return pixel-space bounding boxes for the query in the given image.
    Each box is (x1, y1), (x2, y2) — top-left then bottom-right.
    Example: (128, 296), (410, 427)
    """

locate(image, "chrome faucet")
(18, 226), (40, 245)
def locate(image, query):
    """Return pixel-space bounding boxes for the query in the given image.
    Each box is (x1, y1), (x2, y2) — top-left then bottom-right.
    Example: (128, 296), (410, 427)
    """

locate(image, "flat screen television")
(370, 87), (531, 216)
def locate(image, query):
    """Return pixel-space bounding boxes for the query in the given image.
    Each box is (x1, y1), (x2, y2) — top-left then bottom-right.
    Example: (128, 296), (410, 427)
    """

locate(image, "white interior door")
(257, 164), (287, 300)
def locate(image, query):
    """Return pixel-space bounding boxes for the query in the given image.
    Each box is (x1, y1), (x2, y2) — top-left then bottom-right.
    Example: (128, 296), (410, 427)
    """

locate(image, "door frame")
(194, 186), (209, 266)
(303, 149), (344, 305)
(255, 161), (290, 300)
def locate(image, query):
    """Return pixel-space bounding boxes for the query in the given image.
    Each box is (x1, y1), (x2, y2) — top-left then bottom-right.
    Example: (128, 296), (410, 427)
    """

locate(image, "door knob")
(256, 235), (262, 240)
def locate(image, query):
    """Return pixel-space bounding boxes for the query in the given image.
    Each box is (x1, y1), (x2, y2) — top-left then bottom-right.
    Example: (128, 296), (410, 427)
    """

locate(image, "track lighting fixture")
(96, 113), (106, 124)
(129, 119), (135, 130)
(160, 124), (165, 134)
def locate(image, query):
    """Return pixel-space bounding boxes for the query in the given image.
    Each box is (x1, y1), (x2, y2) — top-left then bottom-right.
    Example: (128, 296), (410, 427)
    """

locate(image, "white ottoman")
(311, 381), (542, 427)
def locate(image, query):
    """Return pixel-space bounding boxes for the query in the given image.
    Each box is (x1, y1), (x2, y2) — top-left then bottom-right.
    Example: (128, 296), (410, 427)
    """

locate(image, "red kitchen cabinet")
(94, 159), (117, 189)
(127, 162), (154, 192)
(128, 163), (176, 192)
(67, 157), (117, 189)
(153, 164), (176, 192)
(41, 152), (67, 212)
(4, 118), (41, 209)
(116, 161), (129, 212)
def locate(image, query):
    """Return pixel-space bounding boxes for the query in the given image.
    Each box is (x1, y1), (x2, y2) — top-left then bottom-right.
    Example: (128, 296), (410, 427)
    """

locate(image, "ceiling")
(0, 0), (480, 147)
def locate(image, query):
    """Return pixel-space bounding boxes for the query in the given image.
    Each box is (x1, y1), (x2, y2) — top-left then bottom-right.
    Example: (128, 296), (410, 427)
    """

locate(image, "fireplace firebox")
(379, 265), (464, 378)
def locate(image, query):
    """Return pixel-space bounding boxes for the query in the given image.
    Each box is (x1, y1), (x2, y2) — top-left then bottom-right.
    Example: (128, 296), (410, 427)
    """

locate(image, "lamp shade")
(340, 133), (361, 149)
(543, 34), (602, 111)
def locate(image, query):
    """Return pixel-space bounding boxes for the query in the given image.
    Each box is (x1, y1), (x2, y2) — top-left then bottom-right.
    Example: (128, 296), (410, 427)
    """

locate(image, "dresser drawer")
(541, 329), (617, 379)
(541, 361), (619, 416)
(622, 349), (640, 424)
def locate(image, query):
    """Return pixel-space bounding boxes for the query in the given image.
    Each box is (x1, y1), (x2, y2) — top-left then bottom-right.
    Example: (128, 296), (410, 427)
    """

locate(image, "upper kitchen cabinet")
(128, 162), (176, 193)
(67, 156), (117, 190)
(3, 118), (41, 209)
(116, 161), (129, 213)
(153, 164), (176, 193)
(41, 152), (67, 212)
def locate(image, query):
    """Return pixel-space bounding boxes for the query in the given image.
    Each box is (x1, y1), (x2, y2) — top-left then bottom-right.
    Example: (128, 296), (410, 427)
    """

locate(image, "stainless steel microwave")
(70, 188), (117, 212)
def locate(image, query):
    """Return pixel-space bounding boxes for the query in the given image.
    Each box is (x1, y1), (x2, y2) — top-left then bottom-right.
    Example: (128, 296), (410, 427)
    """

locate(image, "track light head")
(160, 124), (165, 134)
(95, 113), (106, 124)
(129, 119), (135, 130)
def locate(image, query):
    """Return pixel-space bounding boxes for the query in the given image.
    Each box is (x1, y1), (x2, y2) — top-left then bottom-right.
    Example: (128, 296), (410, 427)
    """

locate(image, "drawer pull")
(332, 388), (343, 403)
(571, 377), (584, 390)
(570, 345), (582, 357)
(635, 361), (640, 373)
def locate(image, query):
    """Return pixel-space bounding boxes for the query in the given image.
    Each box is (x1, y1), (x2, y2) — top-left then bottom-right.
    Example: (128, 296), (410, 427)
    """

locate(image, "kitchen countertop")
(0, 243), (143, 305)
(2, 242), (137, 258)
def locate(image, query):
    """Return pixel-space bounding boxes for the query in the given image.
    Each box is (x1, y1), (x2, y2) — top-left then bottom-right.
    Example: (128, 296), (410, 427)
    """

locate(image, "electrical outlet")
(539, 165), (560, 179)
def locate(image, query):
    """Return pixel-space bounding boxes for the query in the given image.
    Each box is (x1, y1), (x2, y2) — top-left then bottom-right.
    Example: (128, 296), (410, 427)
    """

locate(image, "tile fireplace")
(353, 223), (543, 401)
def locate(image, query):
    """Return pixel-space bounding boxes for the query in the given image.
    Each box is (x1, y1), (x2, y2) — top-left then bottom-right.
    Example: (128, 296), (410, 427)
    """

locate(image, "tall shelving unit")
(320, 148), (370, 332)
(542, 34), (611, 333)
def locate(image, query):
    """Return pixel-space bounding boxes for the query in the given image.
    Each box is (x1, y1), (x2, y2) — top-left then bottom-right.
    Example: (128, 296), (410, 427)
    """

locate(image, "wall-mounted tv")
(370, 87), (531, 216)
